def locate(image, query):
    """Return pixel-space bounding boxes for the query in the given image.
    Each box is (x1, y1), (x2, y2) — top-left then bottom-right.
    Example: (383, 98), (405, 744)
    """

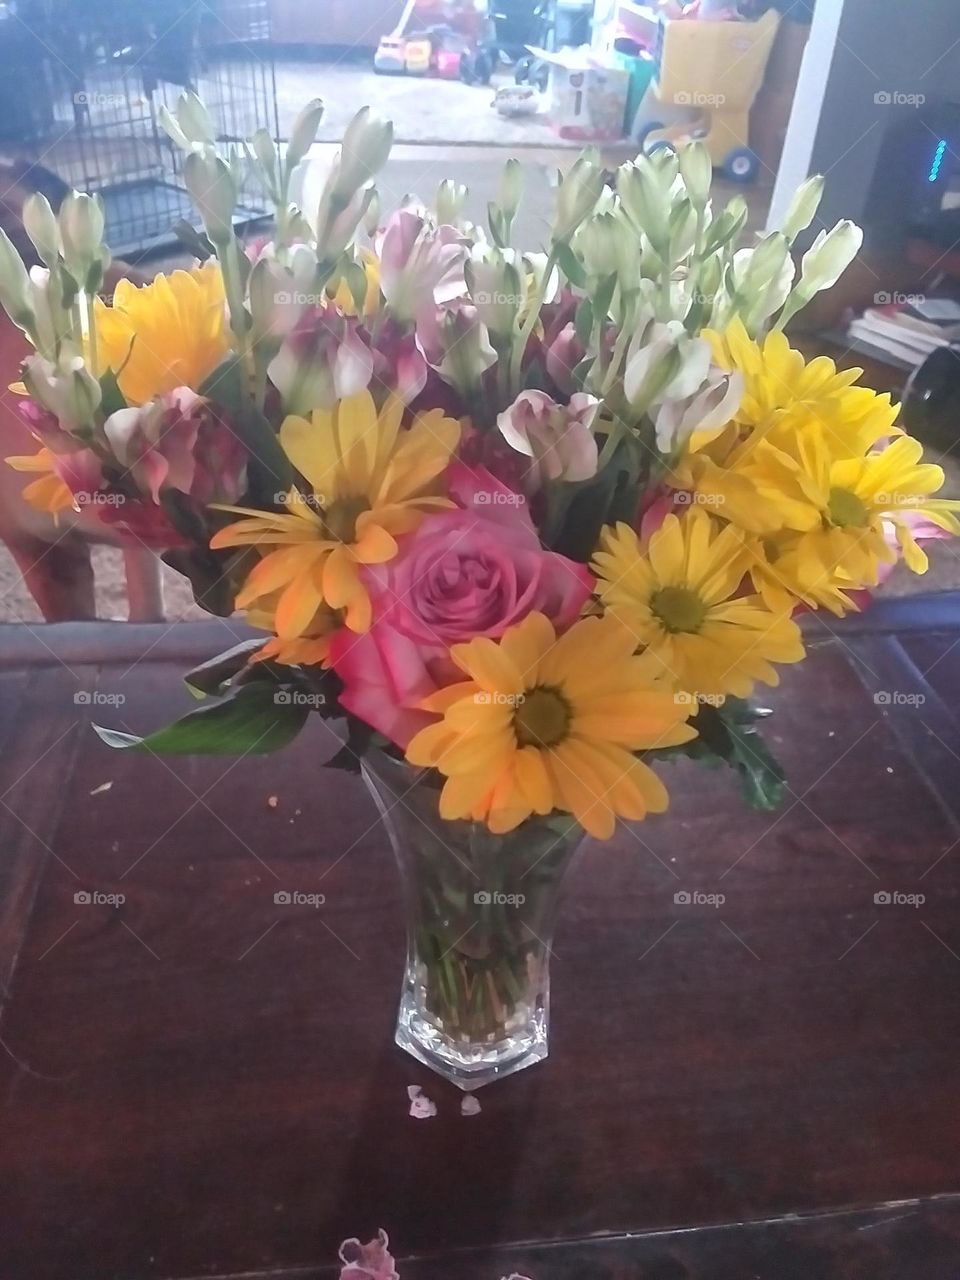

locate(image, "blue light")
(929, 139), (948, 183)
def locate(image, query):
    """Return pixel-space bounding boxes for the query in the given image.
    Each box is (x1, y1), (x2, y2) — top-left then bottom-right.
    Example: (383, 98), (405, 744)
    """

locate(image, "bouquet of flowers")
(2, 93), (956, 1087)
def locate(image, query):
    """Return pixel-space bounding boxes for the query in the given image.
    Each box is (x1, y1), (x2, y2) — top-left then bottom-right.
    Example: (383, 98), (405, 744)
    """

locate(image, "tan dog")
(0, 161), (164, 621)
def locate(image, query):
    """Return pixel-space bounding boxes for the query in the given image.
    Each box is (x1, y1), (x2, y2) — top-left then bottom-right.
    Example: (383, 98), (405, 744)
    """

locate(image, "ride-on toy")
(636, 8), (779, 182)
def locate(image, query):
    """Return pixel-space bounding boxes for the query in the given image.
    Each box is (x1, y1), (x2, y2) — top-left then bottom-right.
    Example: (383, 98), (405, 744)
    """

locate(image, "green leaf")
(592, 272), (618, 326)
(93, 682), (309, 755)
(173, 218), (215, 261)
(574, 297), (594, 348)
(553, 239), (587, 289)
(198, 356), (293, 501)
(98, 367), (126, 418)
(184, 638), (266, 697)
(160, 546), (238, 618)
(653, 698), (786, 812)
(326, 711), (376, 772)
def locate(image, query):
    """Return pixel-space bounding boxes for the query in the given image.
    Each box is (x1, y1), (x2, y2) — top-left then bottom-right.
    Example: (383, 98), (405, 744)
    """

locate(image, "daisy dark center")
(514, 686), (570, 748)
(651, 585), (707, 634)
(323, 494), (370, 542)
(827, 486), (869, 529)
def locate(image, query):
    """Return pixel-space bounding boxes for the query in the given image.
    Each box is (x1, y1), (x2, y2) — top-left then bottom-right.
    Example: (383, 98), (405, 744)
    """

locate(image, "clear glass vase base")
(395, 997), (549, 1091)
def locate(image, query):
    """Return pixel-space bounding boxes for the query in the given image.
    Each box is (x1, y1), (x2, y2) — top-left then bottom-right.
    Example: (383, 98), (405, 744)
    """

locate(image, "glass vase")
(362, 749), (585, 1090)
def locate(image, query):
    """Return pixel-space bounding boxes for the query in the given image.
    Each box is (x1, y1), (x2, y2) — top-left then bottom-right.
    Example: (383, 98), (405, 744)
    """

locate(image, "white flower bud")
(0, 226), (36, 332)
(184, 152), (237, 245)
(335, 108), (393, 196)
(59, 192), (105, 273)
(23, 194), (60, 267)
(678, 142), (712, 209)
(798, 220), (863, 295)
(177, 91), (216, 145)
(499, 158), (522, 220)
(285, 99), (324, 175)
(781, 175), (824, 244)
(437, 179), (467, 226)
(554, 155), (604, 242)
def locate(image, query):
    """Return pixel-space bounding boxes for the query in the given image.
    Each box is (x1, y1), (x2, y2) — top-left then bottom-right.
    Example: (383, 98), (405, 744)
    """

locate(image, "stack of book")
(845, 298), (960, 371)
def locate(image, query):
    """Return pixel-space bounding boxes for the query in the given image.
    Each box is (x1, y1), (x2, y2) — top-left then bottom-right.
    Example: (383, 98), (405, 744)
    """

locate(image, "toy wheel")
(473, 50), (493, 84)
(637, 120), (666, 153)
(460, 51), (477, 83)
(723, 147), (759, 183)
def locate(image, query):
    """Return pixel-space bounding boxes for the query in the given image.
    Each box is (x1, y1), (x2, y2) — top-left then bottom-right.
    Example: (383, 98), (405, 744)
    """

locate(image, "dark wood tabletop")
(2, 596), (960, 1280)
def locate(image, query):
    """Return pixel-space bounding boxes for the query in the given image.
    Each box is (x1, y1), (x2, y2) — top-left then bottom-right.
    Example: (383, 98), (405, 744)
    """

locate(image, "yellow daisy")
(406, 611), (697, 839)
(210, 390), (460, 641)
(591, 509), (805, 698)
(703, 317), (899, 453)
(95, 261), (229, 405)
(742, 430), (960, 611)
(675, 320), (903, 532)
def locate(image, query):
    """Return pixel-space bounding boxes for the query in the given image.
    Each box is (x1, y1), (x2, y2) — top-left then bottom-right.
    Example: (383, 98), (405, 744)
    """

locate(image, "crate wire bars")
(0, 0), (280, 258)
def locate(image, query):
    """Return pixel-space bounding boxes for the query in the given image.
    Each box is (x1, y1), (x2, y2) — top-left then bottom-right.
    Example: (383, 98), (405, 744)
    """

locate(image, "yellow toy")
(639, 9), (780, 182)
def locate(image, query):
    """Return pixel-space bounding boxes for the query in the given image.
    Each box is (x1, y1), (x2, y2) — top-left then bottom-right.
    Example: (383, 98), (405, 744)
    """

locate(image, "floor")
(273, 53), (566, 148)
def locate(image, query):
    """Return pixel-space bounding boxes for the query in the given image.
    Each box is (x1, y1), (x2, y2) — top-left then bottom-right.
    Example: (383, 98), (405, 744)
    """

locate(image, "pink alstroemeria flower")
(338, 1230), (399, 1280)
(268, 307), (374, 416)
(497, 390), (600, 491)
(368, 316), (428, 406)
(329, 461), (593, 748)
(378, 210), (467, 324)
(104, 388), (247, 508)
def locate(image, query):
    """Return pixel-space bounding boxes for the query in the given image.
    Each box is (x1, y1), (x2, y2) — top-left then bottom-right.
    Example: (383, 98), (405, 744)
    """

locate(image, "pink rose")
(330, 461), (594, 748)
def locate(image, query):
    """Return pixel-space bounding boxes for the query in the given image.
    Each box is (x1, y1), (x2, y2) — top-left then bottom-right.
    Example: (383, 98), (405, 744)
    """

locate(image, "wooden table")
(2, 597), (960, 1279)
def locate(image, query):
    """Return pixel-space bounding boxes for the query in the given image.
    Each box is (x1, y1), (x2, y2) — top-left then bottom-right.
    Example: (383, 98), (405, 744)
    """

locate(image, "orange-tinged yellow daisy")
(211, 390), (460, 643)
(95, 261), (229, 405)
(591, 509), (805, 698)
(6, 446), (74, 515)
(245, 594), (342, 667)
(405, 611), (697, 839)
